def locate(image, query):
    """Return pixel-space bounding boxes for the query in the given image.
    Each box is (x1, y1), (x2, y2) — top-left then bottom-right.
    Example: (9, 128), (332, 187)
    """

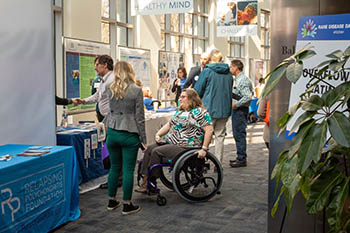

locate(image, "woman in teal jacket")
(194, 49), (233, 163)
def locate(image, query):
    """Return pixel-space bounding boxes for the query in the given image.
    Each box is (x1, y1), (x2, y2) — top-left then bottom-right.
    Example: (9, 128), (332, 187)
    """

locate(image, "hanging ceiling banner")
(131, 0), (193, 16)
(216, 0), (258, 37)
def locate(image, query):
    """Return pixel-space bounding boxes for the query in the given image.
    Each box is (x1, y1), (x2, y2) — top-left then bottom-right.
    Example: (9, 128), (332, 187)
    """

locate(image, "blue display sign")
(297, 13), (350, 41)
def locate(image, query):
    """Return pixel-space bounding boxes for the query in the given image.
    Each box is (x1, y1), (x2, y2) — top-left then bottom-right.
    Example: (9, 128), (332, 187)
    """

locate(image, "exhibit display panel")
(118, 46), (151, 87)
(64, 38), (110, 111)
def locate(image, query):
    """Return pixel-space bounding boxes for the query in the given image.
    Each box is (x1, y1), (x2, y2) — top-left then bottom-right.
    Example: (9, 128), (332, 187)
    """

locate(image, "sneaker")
(122, 203), (141, 215)
(107, 199), (121, 210)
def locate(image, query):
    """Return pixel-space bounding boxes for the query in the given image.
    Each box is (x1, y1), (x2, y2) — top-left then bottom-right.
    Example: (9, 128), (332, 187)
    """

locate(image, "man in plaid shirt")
(229, 60), (253, 167)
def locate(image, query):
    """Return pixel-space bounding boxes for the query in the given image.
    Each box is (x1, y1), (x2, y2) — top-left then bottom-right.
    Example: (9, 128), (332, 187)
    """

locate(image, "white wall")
(64, 0), (101, 42)
(0, 0), (56, 145)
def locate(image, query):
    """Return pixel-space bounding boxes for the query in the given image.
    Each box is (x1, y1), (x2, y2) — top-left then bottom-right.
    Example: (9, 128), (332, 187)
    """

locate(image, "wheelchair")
(137, 148), (223, 206)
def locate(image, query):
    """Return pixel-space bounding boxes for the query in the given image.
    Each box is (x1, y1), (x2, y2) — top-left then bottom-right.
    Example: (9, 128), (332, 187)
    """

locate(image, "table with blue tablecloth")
(0, 144), (80, 233)
(56, 127), (108, 184)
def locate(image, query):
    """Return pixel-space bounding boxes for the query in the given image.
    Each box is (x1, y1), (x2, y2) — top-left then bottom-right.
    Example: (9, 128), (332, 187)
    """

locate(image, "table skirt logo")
(301, 19), (317, 38)
(1, 188), (21, 222)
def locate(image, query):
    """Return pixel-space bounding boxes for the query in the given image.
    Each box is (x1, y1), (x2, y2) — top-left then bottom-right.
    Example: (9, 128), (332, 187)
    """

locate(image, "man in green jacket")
(194, 49), (233, 164)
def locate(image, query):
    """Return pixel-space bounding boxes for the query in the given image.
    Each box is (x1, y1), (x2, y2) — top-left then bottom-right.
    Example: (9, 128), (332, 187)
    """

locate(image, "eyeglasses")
(179, 95), (187, 99)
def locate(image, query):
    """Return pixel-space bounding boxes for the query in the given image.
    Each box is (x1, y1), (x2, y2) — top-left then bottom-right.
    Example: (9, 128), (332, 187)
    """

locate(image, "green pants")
(106, 128), (140, 200)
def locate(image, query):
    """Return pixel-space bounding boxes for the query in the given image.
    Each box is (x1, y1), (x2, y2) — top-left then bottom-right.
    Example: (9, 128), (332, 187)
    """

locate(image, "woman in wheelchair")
(135, 88), (214, 194)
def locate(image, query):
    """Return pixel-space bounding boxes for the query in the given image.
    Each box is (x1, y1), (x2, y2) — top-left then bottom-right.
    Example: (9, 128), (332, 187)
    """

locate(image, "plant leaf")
(260, 64), (288, 100)
(297, 50), (316, 61)
(271, 150), (288, 180)
(288, 120), (315, 158)
(326, 178), (349, 230)
(326, 50), (344, 59)
(297, 121), (327, 173)
(329, 60), (346, 72)
(345, 45), (350, 57)
(281, 156), (298, 187)
(277, 112), (291, 128)
(283, 44), (314, 62)
(315, 60), (331, 69)
(328, 112), (350, 148)
(286, 62), (303, 84)
(284, 174), (301, 214)
(299, 168), (314, 199)
(271, 186), (285, 217)
(288, 111), (317, 136)
(272, 150), (289, 197)
(306, 170), (343, 214)
(322, 82), (350, 108)
(301, 95), (324, 111)
(288, 100), (302, 115)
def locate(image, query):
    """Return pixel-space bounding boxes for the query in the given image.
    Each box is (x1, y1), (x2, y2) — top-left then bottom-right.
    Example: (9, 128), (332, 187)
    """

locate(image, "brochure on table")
(64, 38), (110, 110)
(286, 14), (350, 139)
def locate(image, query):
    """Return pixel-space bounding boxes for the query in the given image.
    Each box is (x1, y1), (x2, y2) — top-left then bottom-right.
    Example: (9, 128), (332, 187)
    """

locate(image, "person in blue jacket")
(194, 49), (233, 164)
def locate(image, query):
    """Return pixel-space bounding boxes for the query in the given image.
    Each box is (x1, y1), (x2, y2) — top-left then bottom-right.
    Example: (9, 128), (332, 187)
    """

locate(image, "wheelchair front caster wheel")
(156, 196), (167, 206)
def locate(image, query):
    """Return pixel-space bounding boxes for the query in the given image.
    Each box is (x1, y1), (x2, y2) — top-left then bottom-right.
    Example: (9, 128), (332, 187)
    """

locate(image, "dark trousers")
(96, 109), (104, 123)
(141, 143), (185, 178)
(231, 107), (249, 163)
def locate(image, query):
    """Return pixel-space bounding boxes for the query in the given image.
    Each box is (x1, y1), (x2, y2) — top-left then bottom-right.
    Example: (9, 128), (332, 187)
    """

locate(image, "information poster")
(64, 38), (110, 110)
(119, 47), (151, 87)
(158, 51), (184, 101)
(131, 0), (193, 16)
(286, 14), (350, 138)
(216, 0), (258, 37)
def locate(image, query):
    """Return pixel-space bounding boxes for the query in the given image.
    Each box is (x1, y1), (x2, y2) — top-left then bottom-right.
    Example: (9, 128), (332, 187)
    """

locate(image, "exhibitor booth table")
(56, 126), (108, 185)
(0, 144), (80, 233)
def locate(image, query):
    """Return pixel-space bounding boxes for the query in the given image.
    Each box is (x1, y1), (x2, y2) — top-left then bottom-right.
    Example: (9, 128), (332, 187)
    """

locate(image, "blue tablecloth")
(249, 98), (259, 117)
(0, 144), (80, 233)
(56, 129), (108, 184)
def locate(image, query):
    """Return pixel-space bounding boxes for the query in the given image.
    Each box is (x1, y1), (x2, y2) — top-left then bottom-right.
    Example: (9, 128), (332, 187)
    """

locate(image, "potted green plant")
(260, 45), (350, 233)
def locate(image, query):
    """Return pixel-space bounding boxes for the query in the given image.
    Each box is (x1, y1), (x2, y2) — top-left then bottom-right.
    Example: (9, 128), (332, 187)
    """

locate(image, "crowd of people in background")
(59, 46), (269, 215)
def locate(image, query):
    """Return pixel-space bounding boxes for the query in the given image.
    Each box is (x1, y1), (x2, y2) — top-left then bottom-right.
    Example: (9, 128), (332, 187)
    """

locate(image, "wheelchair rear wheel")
(159, 166), (174, 190)
(172, 150), (223, 202)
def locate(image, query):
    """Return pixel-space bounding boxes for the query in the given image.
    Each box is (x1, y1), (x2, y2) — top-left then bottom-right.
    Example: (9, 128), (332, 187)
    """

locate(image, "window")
(101, 0), (134, 46)
(101, 0), (110, 43)
(260, 10), (270, 60)
(228, 37), (245, 58)
(161, 0), (209, 57)
(116, 0), (134, 47)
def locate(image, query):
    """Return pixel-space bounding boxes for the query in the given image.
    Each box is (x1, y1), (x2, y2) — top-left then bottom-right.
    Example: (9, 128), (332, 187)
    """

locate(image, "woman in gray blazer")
(104, 61), (146, 215)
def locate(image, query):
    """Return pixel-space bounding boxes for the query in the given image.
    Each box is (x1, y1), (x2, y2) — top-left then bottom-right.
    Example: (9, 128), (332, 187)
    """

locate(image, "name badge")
(181, 112), (189, 118)
(94, 83), (101, 89)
